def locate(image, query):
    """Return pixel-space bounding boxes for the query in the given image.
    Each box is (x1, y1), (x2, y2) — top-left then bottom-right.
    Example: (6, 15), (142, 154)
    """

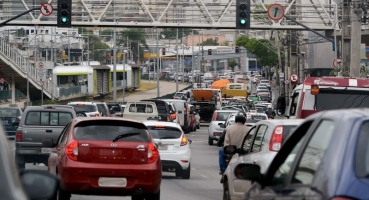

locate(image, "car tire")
(193, 125), (196, 132)
(196, 124), (200, 129)
(15, 154), (25, 170)
(144, 189), (160, 200)
(131, 195), (144, 200)
(57, 186), (71, 200)
(208, 137), (213, 145)
(182, 164), (191, 179)
(223, 181), (231, 200)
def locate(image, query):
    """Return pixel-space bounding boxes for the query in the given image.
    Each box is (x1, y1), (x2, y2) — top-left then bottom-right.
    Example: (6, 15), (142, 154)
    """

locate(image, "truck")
(285, 77), (369, 119)
(123, 101), (159, 121)
(189, 88), (222, 123)
(221, 83), (249, 98)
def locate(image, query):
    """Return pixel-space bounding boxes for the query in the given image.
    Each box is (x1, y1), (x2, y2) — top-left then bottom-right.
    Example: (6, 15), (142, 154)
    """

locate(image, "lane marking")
(39, 163), (45, 166)
(201, 175), (209, 179)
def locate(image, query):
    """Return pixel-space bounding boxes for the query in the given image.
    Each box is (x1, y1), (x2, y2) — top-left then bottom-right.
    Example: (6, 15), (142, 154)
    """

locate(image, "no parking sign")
(290, 74), (298, 83)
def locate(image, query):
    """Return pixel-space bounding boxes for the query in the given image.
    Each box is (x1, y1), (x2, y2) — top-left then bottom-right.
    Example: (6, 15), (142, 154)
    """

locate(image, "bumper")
(16, 148), (51, 163)
(160, 149), (191, 171)
(59, 160), (161, 195)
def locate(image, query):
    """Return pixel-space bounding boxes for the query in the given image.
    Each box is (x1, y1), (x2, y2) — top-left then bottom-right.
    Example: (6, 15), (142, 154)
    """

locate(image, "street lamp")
(26, 35), (39, 106)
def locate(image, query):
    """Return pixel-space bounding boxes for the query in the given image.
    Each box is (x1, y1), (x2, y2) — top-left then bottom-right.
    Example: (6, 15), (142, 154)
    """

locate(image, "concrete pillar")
(11, 74), (15, 105)
(341, 0), (351, 74)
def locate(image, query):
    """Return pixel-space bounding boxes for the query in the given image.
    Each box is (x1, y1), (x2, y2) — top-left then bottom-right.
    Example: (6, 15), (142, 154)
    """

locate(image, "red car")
(42, 118), (161, 200)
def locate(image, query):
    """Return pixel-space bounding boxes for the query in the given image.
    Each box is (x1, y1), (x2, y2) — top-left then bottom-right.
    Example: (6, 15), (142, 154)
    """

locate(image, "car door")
(49, 122), (71, 175)
(248, 124), (269, 171)
(247, 119), (335, 200)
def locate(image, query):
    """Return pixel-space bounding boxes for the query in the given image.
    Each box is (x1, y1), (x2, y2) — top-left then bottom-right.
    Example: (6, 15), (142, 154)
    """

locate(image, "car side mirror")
(19, 170), (59, 200)
(234, 163), (262, 182)
(224, 145), (238, 155)
(12, 122), (19, 128)
(42, 138), (56, 148)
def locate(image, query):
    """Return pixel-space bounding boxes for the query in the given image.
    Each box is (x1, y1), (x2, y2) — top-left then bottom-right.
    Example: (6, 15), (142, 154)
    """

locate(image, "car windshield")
(303, 88), (369, 110)
(260, 96), (271, 101)
(0, 108), (20, 117)
(216, 112), (238, 121)
(74, 121), (149, 142)
(108, 105), (121, 112)
(146, 126), (182, 139)
(69, 104), (97, 112)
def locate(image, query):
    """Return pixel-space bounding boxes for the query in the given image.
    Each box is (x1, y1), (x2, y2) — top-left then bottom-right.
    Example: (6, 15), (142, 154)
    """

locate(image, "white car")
(143, 121), (192, 179)
(67, 102), (101, 117)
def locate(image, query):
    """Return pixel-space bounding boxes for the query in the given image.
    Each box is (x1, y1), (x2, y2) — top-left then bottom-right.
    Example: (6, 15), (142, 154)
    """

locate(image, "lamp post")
(26, 35), (39, 106)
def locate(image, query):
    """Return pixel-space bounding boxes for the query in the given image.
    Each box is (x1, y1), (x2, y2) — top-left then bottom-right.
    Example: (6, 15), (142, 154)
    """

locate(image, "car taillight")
(180, 135), (188, 146)
(115, 114), (122, 117)
(65, 140), (78, 161)
(171, 113), (176, 120)
(331, 197), (355, 200)
(212, 112), (218, 121)
(16, 130), (22, 142)
(269, 126), (283, 151)
(167, 115), (170, 121)
(148, 142), (159, 163)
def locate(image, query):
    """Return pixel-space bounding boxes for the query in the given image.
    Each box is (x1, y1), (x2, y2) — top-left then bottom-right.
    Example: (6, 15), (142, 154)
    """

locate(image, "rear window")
(216, 112), (237, 121)
(25, 111), (73, 126)
(69, 104), (97, 112)
(108, 104), (121, 112)
(0, 108), (20, 117)
(74, 121), (150, 142)
(128, 104), (154, 113)
(155, 102), (168, 114)
(282, 125), (297, 143)
(251, 115), (267, 120)
(146, 125), (182, 139)
(260, 96), (271, 101)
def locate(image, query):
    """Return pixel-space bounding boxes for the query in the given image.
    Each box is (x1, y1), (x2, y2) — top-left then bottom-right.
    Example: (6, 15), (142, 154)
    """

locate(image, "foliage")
(236, 36), (279, 67)
(101, 29), (114, 41)
(160, 28), (199, 39)
(78, 28), (110, 63)
(16, 28), (26, 37)
(198, 38), (219, 46)
(32, 99), (57, 106)
(228, 59), (238, 71)
(118, 29), (148, 64)
(221, 41), (229, 46)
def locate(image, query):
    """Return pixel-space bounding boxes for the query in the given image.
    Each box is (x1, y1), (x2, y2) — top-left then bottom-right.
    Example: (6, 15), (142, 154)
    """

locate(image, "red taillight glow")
(148, 142), (159, 163)
(269, 126), (283, 152)
(167, 115), (170, 121)
(212, 112), (218, 121)
(180, 135), (188, 146)
(171, 113), (176, 120)
(331, 197), (355, 200)
(16, 130), (22, 142)
(65, 140), (78, 161)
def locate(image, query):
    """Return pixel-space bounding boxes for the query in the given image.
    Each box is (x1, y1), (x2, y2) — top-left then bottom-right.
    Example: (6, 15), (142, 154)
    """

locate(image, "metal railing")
(0, 37), (56, 99)
(0, 90), (25, 100)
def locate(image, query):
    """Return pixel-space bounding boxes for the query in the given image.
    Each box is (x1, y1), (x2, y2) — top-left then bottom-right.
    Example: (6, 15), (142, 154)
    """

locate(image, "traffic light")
(236, 0), (251, 29)
(208, 49), (212, 55)
(162, 48), (166, 55)
(235, 46), (240, 53)
(57, 0), (72, 28)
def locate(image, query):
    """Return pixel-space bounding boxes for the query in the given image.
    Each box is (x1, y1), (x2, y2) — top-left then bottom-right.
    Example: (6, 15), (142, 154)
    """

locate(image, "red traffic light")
(208, 49), (212, 55)
(235, 46), (240, 53)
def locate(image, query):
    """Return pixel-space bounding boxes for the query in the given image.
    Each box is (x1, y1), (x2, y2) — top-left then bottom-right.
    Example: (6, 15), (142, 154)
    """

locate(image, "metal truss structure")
(1, 0), (337, 30)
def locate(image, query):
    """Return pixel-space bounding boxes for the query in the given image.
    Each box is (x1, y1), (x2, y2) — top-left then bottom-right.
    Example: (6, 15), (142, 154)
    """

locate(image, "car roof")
(143, 121), (181, 128)
(306, 108), (369, 121)
(24, 106), (76, 112)
(216, 110), (240, 113)
(72, 117), (144, 124)
(161, 99), (186, 102)
(68, 102), (96, 105)
(257, 119), (304, 126)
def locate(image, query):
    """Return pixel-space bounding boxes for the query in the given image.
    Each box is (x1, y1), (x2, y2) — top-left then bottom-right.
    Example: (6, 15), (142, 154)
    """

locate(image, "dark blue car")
(234, 109), (369, 200)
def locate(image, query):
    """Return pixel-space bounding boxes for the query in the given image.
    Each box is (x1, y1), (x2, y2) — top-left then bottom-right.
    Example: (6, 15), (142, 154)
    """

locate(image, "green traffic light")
(240, 19), (246, 24)
(61, 17), (67, 23)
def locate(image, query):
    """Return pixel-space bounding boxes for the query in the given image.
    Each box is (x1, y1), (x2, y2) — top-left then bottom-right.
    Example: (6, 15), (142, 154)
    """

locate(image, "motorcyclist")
(218, 113), (249, 175)
(265, 107), (275, 119)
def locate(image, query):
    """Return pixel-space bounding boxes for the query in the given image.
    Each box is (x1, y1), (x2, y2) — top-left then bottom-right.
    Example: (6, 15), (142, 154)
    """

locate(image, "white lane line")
(39, 163), (45, 166)
(192, 168), (196, 170)
(201, 175), (209, 179)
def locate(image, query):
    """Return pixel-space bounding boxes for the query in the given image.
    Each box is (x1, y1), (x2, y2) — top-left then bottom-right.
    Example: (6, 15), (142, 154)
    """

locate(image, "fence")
(0, 90), (25, 100)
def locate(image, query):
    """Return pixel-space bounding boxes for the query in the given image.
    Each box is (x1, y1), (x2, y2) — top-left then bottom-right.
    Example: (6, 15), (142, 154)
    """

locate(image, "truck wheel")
(208, 137), (213, 145)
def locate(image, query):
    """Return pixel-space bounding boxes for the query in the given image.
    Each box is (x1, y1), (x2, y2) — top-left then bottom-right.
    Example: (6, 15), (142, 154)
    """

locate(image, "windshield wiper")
(159, 136), (177, 139)
(112, 132), (140, 142)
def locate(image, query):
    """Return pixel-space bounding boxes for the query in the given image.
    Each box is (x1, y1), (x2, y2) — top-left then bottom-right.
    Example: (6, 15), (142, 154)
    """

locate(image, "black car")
(106, 102), (124, 117)
(0, 107), (22, 138)
(141, 99), (173, 122)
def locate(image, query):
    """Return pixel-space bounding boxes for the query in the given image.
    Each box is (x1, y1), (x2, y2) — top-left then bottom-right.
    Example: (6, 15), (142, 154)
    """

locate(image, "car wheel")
(223, 181), (231, 200)
(144, 189), (160, 200)
(182, 164), (191, 179)
(57, 186), (71, 200)
(208, 136), (213, 145)
(193, 125), (196, 132)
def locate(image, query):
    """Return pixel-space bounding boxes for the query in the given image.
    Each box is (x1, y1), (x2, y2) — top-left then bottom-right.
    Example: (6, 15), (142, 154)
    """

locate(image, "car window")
(0, 108), (20, 117)
(251, 125), (268, 152)
(289, 92), (300, 116)
(147, 126), (182, 139)
(355, 121), (369, 177)
(25, 111), (73, 126)
(241, 127), (257, 154)
(155, 102), (168, 114)
(74, 121), (150, 142)
(57, 123), (71, 145)
(129, 104), (154, 113)
(169, 104), (176, 112)
(291, 120), (335, 185)
(68, 104), (97, 112)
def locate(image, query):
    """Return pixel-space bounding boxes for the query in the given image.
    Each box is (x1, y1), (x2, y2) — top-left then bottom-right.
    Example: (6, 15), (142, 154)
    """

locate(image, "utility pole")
(156, 29), (160, 97)
(284, 31), (290, 105)
(201, 31), (204, 81)
(341, 0), (351, 74)
(192, 30), (194, 72)
(275, 31), (282, 95)
(350, 0), (362, 77)
(113, 27), (117, 102)
(176, 28), (179, 92)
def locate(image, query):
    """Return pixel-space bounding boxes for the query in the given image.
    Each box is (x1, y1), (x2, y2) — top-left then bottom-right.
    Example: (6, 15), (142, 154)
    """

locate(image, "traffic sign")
(290, 74), (298, 82)
(38, 62), (44, 70)
(40, 3), (54, 16)
(267, 4), (285, 21)
(333, 58), (342, 68)
(285, 79), (290, 85)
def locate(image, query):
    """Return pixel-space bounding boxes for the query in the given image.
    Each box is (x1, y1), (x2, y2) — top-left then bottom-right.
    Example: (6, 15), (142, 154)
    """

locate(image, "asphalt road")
(8, 125), (223, 200)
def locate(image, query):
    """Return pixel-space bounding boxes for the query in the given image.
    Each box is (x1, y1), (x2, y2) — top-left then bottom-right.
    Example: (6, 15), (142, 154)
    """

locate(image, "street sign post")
(37, 62), (45, 81)
(333, 58), (342, 68)
(267, 4), (285, 21)
(285, 79), (290, 84)
(290, 74), (298, 82)
(40, 3), (54, 16)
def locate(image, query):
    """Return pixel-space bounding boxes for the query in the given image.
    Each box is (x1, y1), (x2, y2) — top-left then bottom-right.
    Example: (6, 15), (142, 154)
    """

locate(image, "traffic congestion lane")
(8, 126), (223, 200)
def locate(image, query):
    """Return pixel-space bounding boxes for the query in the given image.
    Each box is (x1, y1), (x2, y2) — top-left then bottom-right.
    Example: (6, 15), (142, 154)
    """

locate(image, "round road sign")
(333, 58), (342, 68)
(285, 79), (290, 84)
(267, 4), (285, 21)
(290, 74), (298, 82)
(40, 3), (54, 16)
(38, 62), (44, 70)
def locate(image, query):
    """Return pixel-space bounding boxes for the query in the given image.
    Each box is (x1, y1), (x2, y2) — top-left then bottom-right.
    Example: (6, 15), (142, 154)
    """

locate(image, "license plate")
(41, 148), (53, 154)
(158, 145), (168, 150)
(2, 121), (8, 125)
(98, 177), (127, 187)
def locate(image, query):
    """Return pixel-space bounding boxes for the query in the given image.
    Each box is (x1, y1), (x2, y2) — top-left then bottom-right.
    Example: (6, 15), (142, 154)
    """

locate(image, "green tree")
(228, 59), (238, 71)
(101, 29), (114, 41)
(78, 28), (111, 64)
(118, 29), (148, 64)
(160, 28), (199, 39)
(16, 28), (26, 37)
(198, 38), (219, 46)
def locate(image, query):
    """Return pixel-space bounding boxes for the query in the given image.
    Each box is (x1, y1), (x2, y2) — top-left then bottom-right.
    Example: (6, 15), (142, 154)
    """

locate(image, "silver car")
(222, 119), (304, 200)
(208, 110), (239, 145)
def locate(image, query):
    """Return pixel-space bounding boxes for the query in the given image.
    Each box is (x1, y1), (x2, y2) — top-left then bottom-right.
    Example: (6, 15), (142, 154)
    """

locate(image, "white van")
(123, 102), (159, 121)
(162, 99), (191, 134)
